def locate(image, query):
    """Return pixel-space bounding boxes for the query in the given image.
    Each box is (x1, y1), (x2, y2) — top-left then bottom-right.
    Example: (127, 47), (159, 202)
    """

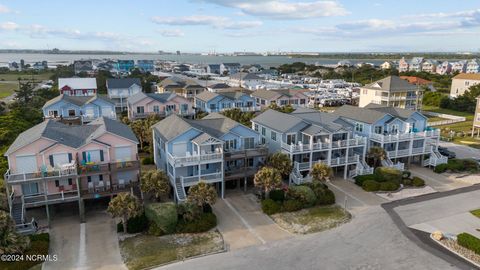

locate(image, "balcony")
(77, 162), (110, 176)
(369, 129), (440, 143)
(5, 162), (77, 184)
(167, 152), (223, 167)
(110, 160), (140, 172)
(180, 172), (223, 187)
(224, 145), (268, 159)
(81, 180), (139, 199)
(224, 167), (258, 180)
(21, 190), (80, 208)
(281, 137), (366, 153)
(387, 145), (433, 158)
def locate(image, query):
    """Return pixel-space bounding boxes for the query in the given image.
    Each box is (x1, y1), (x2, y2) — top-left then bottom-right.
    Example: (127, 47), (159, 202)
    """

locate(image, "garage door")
(173, 142), (187, 156)
(16, 155), (38, 173)
(115, 146), (132, 161)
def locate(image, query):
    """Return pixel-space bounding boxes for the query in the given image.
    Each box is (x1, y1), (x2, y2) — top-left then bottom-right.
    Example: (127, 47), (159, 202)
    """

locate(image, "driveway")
(44, 209), (126, 270)
(327, 178), (387, 210)
(439, 141), (480, 159)
(409, 165), (471, 192)
(213, 191), (291, 250)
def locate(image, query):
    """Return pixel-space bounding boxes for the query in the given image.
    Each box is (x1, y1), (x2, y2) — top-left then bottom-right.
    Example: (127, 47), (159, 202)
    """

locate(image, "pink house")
(4, 117), (140, 227)
(251, 89), (309, 109)
(126, 92), (194, 120)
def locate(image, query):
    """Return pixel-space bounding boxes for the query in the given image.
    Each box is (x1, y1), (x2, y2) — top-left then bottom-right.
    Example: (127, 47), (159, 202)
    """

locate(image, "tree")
(368, 146), (387, 167)
(0, 211), (30, 255)
(140, 169), (170, 201)
(15, 81), (34, 106)
(265, 152), (293, 179)
(310, 163), (333, 183)
(129, 115), (160, 152)
(254, 166), (282, 197)
(107, 192), (142, 234)
(187, 181), (217, 208)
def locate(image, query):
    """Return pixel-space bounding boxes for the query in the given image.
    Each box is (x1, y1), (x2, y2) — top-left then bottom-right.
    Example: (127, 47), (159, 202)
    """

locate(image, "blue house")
(137, 60), (155, 73)
(114, 60), (135, 73)
(152, 113), (267, 201)
(42, 94), (116, 123)
(195, 89), (257, 113)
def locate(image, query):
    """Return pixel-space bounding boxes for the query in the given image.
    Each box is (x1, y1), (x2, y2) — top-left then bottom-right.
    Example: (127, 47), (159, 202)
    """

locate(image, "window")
(225, 139), (237, 150)
(300, 99), (306, 104)
(68, 109), (76, 116)
(136, 106), (144, 114)
(243, 137), (254, 149)
(390, 124), (399, 134)
(254, 124), (258, 131)
(181, 104), (188, 112)
(87, 176), (92, 183)
(49, 110), (58, 117)
(209, 104), (216, 110)
(286, 134), (296, 145)
(374, 126), (382, 134)
(246, 158), (254, 167)
(355, 123), (364, 132)
(166, 104), (176, 111)
(99, 175), (103, 181)
(261, 99), (265, 105)
(153, 105), (159, 113)
(68, 178), (73, 185)
(261, 137), (266, 144)
(280, 100), (288, 105)
(261, 127), (266, 136)
(55, 180), (60, 187)
(271, 131), (277, 141)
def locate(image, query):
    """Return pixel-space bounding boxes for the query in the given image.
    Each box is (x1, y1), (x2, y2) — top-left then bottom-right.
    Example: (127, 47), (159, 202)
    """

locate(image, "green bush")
(117, 212), (149, 233)
(316, 188), (336, 205)
(176, 212), (217, 233)
(457, 233), (480, 255)
(412, 177), (425, 187)
(463, 159), (480, 171)
(447, 159), (465, 172)
(269, 189), (285, 202)
(286, 185), (317, 207)
(0, 233), (50, 270)
(379, 181), (400, 191)
(145, 202), (178, 235)
(148, 222), (164, 236)
(362, 180), (380, 192)
(402, 171), (411, 179)
(434, 163), (448, 173)
(402, 178), (412, 186)
(354, 174), (376, 186)
(141, 156), (154, 165)
(281, 200), (303, 212)
(261, 199), (281, 215)
(374, 167), (402, 183)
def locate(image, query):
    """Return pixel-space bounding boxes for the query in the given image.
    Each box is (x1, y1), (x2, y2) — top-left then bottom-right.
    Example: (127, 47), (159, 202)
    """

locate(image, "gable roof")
(399, 76), (432, 85)
(229, 72), (261, 81)
(332, 105), (389, 124)
(58, 78), (97, 90)
(252, 109), (305, 133)
(5, 117), (137, 155)
(363, 103), (420, 121)
(251, 89), (307, 100)
(159, 76), (202, 89)
(453, 73), (480, 80)
(127, 92), (178, 105)
(43, 94), (114, 109)
(107, 78), (142, 89)
(195, 91), (220, 102)
(152, 114), (195, 141)
(363, 76), (418, 92)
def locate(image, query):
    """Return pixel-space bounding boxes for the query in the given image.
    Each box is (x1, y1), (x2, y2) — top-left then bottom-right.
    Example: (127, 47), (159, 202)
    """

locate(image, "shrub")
(402, 178), (412, 186)
(176, 212), (217, 233)
(412, 177), (425, 187)
(402, 171), (411, 179)
(261, 199), (281, 215)
(117, 212), (149, 233)
(281, 200), (303, 212)
(286, 185), (317, 207)
(457, 233), (480, 255)
(148, 222), (164, 236)
(141, 156), (154, 165)
(374, 167), (402, 183)
(316, 189), (336, 205)
(269, 189), (285, 202)
(379, 181), (400, 191)
(434, 163), (448, 173)
(354, 174), (376, 186)
(447, 159), (465, 172)
(463, 159), (480, 172)
(144, 202), (178, 235)
(362, 180), (380, 192)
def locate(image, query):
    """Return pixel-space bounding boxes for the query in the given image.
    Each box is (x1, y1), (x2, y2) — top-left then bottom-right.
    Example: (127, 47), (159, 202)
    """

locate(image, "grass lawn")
(0, 233), (50, 270)
(0, 82), (18, 98)
(120, 231), (224, 270)
(470, 209), (480, 218)
(0, 72), (54, 82)
(271, 205), (351, 234)
(422, 105), (473, 119)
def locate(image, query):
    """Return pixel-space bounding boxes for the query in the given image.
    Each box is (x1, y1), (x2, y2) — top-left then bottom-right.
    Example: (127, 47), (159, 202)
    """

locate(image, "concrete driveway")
(409, 165), (471, 192)
(439, 141), (480, 159)
(44, 209), (126, 270)
(213, 191), (291, 250)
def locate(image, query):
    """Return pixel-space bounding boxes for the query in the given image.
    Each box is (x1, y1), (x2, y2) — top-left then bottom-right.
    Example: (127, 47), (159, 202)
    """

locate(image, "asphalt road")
(439, 141), (480, 159)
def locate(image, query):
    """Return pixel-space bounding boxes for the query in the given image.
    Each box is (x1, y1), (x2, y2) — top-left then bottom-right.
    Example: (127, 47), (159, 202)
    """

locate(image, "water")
(0, 53), (386, 67)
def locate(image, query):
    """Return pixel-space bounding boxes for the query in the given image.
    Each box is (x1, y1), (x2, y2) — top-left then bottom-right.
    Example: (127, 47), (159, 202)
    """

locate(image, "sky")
(0, 0), (480, 53)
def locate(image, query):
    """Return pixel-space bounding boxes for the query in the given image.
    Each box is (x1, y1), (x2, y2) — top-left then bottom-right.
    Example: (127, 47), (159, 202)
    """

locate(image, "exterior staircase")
(348, 159), (374, 178)
(381, 157), (405, 171)
(11, 200), (23, 225)
(174, 178), (186, 202)
(424, 149), (448, 167)
(10, 196), (37, 235)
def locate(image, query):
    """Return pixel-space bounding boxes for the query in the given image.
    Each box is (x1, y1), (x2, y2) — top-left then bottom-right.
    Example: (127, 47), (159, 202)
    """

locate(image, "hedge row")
(117, 212), (149, 233)
(457, 233), (480, 255)
(434, 159), (480, 174)
(355, 168), (425, 192)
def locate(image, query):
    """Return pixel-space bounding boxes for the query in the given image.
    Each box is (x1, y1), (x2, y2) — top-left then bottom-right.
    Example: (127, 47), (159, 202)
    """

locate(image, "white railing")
(5, 162), (78, 184)
(167, 152), (223, 166)
(20, 195), (25, 224)
(8, 188), (14, 216)
(370, 129), (440, 143)
(23, 190), (80, 207)
(423, 111), (466, 127)
(180, 172), (223, 185)
(281, 137), (366, 153)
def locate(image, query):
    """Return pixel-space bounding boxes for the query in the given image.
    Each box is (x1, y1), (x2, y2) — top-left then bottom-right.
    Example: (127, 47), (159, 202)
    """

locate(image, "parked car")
(438, 146), (456, 159)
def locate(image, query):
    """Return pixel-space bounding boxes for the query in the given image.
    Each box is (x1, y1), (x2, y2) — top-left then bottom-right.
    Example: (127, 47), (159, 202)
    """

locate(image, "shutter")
(68, 153), (73, 163)
(49, 155), (54, 167)
(82, 152), (86, 161)
(100, 150), (104, 161)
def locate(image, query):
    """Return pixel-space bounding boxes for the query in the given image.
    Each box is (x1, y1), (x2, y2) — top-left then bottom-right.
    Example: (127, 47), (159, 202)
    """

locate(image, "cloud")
(0, 4), (11, 13)
(151, 15), (262, 29)
(0, 21), (19, 30)
(158, 29), (185, 37)
(199, 0), (348, 19)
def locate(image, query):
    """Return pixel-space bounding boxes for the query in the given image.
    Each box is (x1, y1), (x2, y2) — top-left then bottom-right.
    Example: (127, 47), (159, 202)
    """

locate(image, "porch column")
(309, 135), (313, 169)
(221, 159), (225, 199)
(76, 177), (85, 223)
(43, 180), (50, 227)
(343, 164), (348, 179)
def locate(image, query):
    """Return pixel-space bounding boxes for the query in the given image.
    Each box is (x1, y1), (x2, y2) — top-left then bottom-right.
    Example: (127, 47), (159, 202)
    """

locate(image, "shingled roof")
(43, 94), (114, 109)
(363, 76), (418, 92)
(107, 78), (141, 89)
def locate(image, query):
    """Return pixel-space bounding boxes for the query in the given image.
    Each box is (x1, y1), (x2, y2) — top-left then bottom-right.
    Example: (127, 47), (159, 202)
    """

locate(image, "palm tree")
(368, 146), (387, 167)
(265, 152), (293, 179)
(141, 169), (171, 202)
(187, 181), (217, 209)
(107, 193), (142, 234)
(0, 211), (30, 255)
(310, 163), (333, 183)
(254, 166), (282, 198)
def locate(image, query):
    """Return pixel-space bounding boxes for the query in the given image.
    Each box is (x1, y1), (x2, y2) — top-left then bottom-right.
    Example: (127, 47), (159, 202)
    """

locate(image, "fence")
(423, 111), (466, 126)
